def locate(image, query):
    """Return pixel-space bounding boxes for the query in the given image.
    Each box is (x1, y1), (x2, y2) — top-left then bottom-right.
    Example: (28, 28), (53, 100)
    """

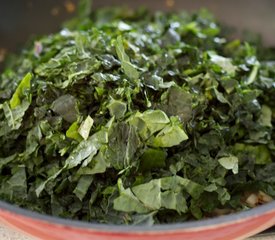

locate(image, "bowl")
(0, 1), (275, 239)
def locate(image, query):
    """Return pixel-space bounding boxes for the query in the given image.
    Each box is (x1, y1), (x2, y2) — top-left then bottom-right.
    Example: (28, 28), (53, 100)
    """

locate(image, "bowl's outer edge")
(0, 201), (275, 240)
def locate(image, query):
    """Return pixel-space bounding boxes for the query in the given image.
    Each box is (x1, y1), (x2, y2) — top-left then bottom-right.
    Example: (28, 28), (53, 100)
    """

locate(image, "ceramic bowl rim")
(0, 200), (275, 233)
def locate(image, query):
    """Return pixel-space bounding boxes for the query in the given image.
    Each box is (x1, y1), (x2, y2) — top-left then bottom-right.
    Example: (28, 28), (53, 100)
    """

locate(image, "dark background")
(0, 0), (275, 71)
(0, 0), (275, 52)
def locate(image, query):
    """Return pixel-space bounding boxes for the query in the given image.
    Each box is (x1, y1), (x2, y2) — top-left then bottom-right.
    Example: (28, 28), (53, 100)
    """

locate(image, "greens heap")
(0, 4), (275, 225)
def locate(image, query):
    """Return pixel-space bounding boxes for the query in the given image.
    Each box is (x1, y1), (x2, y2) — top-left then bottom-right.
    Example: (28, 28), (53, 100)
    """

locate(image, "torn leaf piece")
(107, 99), (127, 119)
(66, 121), (82, 141)
(115, 36), (139, 80)
(128, 110), (170, 140)
(208, 51), (237, 75)
(113, 179), (149, 213)
(114, 176), (204, 214)
(148, 117), (188, 148)
(10, 72), (32, 109)
(73, 175), (94, 201)
(78, 116), (94, 140)
(218, 155), (238, 174)
(51, 94), (79, 123)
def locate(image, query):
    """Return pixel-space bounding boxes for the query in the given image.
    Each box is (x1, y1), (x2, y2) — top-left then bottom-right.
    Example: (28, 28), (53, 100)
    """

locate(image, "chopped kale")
(0, 1), (274, 225)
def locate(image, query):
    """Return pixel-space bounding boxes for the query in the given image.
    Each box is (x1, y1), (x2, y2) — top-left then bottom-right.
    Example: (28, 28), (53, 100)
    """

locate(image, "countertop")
(0, 225), (33, 240)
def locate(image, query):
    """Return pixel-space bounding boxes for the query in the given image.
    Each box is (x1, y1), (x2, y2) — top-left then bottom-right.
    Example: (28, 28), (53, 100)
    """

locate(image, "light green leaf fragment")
(78, 116), (94, 140)
(129, 111), (188, 147)
(132, 179), (162, 210)
(148, 119), (188, 148)
(3, 102), (17, 129)
(209, 52), (237, 75)
(115, 36), (139, 80)
(66, 121), (83, 141)
(76, 147), (110, 175)
(161, 190), (187, 214)
(128, 110), (170, 140)
(114, 176), (203, 214)
(246, 61), (260, 85)
(216, 187), (231, 205)
(214, 88), (231, 105)
(161, 176), (204, 199)
(258, 105), (272, 127)
(73, 175), (94, 201)
(218, 155), (239, 174)
(115, 35), (130, 62)
(3, 100), (31, 130)
(10, 72), (32, 109)
(141, 110), (170, 133)
(2, 72), (32, 133)
(113, 179), (149, 213)
(107, 99), (127, 119)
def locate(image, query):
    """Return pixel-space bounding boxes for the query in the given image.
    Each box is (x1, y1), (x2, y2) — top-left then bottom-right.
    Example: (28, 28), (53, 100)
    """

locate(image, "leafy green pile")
(0, 4), (275, 225)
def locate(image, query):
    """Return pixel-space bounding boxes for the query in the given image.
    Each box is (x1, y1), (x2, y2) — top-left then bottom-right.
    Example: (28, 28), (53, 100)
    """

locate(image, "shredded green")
(0, 1), (275, 225)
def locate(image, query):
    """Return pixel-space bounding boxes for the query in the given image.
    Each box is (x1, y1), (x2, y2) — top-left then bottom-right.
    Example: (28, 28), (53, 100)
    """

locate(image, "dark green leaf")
(51, 94), (79, 123)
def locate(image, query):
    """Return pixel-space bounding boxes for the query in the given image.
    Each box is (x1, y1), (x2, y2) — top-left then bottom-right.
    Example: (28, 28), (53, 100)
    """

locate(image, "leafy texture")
(0, 3), (275, 225)
(115, 36), (139, 81)
(218, 156), (239, 174)
(78, 116), (94, 140)
(10, 72), (32, 109)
